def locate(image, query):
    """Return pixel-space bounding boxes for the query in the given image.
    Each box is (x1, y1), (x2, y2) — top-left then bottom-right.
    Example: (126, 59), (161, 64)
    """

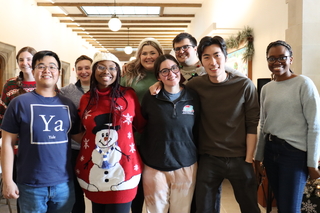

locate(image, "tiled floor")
(0, 180), (277, 213)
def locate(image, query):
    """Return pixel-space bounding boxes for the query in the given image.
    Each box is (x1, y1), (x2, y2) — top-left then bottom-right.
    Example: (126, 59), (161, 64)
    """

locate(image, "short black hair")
(266, 40), (293, 57)
(197, 36), (228, 63)
(32, 50), (61, 70)
(172, 33), (197, 48)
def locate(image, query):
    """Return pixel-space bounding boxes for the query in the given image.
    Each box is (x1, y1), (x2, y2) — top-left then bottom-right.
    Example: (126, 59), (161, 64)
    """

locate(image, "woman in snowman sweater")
(76, 52), (145, 213)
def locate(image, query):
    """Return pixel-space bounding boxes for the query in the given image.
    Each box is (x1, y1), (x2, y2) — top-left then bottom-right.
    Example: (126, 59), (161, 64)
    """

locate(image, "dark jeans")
(92, 201), (132, 213)
(196, 154), (260, 213)
(192, 182), (221, 213)
(263, 135), (308, 213)
(71, 149), (85, 213)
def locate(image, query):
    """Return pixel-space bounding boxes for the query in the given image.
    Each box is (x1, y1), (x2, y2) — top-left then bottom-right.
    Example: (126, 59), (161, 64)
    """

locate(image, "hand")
(254, 160), (265, 185)
(245, 157), (253, 163)
(308, 167), (320, 180)
(149, 81), (162, 95)
(3, 180), (19, 199)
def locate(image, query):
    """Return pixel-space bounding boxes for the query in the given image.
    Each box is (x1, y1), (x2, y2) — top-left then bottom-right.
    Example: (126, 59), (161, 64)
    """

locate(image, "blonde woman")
(121, 38), (164, 213)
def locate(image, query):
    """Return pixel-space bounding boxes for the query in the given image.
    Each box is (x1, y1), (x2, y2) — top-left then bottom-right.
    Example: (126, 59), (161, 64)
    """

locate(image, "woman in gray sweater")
(254, 40), (320, 213)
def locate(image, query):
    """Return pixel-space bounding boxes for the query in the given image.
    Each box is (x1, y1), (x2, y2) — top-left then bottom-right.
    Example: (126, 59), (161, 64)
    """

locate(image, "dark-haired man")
(187, 36), (260, 213)
(1, 51), (83, 212)
(172, 32), (245, 83)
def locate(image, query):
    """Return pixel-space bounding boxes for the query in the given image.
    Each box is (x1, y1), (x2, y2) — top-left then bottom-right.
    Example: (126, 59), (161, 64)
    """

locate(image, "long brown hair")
(124, 38), (164, 86)
(16, 46), (37, 95)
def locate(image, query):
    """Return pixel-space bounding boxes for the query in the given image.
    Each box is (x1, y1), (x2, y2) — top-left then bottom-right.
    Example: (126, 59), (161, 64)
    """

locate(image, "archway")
(0, 56), (3, 94)
(0, 42), (16, 93)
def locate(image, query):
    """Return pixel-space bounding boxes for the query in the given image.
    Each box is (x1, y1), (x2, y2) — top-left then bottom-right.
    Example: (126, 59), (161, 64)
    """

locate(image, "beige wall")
(188, 0), (289, 86)
(0, 0), (98, 84)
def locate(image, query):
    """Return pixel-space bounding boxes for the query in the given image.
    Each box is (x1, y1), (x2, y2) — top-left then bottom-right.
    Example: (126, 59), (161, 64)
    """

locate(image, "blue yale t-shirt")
(1, 91), (80, 187)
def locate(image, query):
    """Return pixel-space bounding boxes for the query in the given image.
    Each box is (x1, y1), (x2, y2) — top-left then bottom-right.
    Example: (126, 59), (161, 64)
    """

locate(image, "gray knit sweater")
(60, 80), (85, 150)
(255, 75), (320, 168)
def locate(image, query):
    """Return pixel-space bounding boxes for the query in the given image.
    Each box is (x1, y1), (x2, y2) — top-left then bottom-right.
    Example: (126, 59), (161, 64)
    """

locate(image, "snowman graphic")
(78, 113), (141, 192)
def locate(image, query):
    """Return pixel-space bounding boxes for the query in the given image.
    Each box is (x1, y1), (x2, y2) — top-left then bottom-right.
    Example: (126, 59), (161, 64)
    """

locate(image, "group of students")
(0, 32), (319, 213)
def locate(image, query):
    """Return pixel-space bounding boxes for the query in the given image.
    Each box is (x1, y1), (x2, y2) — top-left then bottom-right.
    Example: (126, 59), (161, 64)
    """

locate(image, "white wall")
(188, 0), (288, 86)
(0, 0), (98, 84)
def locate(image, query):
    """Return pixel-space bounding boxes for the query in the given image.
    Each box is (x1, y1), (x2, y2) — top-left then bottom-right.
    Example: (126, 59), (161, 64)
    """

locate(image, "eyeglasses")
(97, 65), (118, 72)
(35, 64), (58, 72)
(159, 64), (180, 77)
(173, 45), (194, 52)
(267, 56), (289, 63)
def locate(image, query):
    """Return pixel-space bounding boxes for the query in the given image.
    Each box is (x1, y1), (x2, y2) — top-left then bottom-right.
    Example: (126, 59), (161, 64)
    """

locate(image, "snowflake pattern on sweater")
(75, 87), (145, 204)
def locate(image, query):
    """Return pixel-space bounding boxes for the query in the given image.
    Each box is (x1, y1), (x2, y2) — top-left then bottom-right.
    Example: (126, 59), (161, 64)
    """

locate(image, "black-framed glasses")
(35, 64), (58, 72)
(159, 64), (180, 77)
(173, 45), (194, 52)
(97, 65), (118, 72)
(267, 56), (289, 63)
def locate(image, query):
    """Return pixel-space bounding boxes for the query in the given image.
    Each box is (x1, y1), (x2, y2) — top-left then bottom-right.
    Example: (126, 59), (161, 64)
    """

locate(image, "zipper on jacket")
(172, 103), (177, 118)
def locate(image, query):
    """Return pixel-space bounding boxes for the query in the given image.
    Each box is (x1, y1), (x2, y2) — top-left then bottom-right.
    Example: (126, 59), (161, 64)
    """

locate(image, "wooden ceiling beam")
(69, 28), (183, 33)
(71, 25), (188, 28)
(159, 7), (164, 17)
(86, 37), (174, 43)
(82, 36), (175, 41)
(73, 30), (179, 35)
(77, 33), (178, 36)
(37, 3), (202, 7)
(60, 20), (190, 23)
(78, 36), (176, 39)
(77, 6), (86, 15)
(53, 14), (194, 18)
(53, 14), (86, 17)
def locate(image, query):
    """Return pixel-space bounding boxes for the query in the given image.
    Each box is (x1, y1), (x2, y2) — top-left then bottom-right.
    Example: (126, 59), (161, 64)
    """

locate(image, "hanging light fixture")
(108, 0), (122, 31)
(124, 27), (133, 54)
(129, 56), (136, 61)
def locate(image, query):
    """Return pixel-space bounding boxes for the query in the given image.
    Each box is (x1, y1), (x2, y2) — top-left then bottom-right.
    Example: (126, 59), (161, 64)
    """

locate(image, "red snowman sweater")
(76, 86), (145, 204)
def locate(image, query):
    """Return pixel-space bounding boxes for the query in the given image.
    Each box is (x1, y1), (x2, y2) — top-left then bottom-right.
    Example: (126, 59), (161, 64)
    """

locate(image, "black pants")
(131, 176), (144, 213)
(196, 155), (260, 213)
(71, 149), (85, 213)
(92, 201), (132, 213)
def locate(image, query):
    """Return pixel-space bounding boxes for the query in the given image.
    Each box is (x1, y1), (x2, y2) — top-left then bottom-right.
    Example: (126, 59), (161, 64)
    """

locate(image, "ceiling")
(35, 0), (204, 61)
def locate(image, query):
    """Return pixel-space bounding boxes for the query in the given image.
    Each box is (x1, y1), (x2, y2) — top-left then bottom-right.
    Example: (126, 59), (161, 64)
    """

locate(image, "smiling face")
(174, 38), (197, 65)
(96, 128), (118, 148)
(32, 56), (60, 89)
(18, 51), (33, 75)
(267, 45), (293, 79)
(201, 44), (227, 83)
(140, 45), (160, 70)
(76, 59), (92, 85)
(94, 60), (118, 89)
(158, 59), (181, 89)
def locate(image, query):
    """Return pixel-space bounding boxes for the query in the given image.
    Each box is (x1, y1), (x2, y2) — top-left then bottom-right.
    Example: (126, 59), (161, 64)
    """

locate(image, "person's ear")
(289, 56), (293, 64)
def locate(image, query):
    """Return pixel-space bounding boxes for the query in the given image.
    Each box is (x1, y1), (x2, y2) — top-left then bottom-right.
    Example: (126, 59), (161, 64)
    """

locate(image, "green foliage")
(225, 26), (254, 62)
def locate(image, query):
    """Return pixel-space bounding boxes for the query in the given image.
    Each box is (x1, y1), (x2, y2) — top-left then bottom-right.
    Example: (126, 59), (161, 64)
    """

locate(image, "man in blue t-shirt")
(1, 50), (83, 213)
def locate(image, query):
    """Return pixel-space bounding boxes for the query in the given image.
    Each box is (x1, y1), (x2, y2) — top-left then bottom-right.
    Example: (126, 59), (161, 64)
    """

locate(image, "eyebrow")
(37, 62), (58, 66)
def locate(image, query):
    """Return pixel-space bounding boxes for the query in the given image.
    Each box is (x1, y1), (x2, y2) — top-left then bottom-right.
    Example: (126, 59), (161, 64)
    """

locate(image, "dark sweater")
(187, 73), (259, 157)
(140, 85), (200, 171)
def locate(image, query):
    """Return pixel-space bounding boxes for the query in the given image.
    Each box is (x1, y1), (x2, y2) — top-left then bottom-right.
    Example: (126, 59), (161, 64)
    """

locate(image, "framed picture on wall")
(226, 47), (252, 79)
